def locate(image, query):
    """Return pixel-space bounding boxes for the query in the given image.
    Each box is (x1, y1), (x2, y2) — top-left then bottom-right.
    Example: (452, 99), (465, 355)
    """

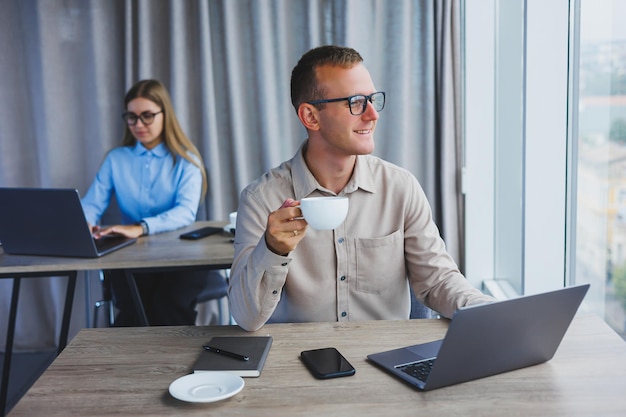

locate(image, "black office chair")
(195, 270), (230, 325)
(193, 180), (232, 325)
(93, 269), (231, 327)
(93, 271), (115, 327)
(410, 288), (437, 319)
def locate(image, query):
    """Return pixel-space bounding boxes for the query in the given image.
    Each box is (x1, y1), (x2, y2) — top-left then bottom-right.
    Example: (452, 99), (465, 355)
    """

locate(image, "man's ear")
(297, 103), (320, 131)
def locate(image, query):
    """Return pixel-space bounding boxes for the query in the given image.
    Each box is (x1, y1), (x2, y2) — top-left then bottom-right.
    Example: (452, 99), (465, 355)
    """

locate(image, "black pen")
(203, 345), (250, 361)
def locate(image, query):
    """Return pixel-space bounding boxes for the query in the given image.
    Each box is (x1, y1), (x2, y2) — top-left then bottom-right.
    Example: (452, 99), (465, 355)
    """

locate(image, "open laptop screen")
(0, 187), (135, 257)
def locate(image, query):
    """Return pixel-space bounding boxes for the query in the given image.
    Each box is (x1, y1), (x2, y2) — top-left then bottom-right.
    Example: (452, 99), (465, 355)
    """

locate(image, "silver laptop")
(367, 284), (590, 391)
(0, 187), (136, 258)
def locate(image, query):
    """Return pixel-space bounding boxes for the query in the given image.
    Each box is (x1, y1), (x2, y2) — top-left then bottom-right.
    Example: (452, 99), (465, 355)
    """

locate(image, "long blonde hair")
(122, 79), (207, 197)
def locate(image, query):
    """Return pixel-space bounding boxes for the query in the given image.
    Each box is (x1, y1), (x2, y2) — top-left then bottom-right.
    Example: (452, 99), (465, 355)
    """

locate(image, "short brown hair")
(290, 45), (363, 112)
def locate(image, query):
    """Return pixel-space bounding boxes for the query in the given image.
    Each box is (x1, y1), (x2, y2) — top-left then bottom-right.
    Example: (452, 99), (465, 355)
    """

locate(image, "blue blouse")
(81, 142), (202, 235)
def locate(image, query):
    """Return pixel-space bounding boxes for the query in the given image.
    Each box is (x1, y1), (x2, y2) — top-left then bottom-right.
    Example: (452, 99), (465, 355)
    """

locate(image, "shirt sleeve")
(228, 188), (291, 331)
(142, 157), (202, 234)
(81, 154), (114, 226)
(404, 176), (494, 318)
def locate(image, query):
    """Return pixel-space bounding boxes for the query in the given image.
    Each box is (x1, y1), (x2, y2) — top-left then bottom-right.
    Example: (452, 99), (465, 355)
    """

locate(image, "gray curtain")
(0, 0), (462, 349)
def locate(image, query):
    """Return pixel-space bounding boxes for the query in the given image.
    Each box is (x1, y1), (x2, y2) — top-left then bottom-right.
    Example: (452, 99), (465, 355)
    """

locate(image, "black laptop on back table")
(367, 284), (590, 391)
(0, 187), (136, 258)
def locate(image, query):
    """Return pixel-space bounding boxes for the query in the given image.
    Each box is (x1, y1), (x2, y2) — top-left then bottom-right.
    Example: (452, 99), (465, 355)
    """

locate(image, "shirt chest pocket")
(354, 229), (405, 294)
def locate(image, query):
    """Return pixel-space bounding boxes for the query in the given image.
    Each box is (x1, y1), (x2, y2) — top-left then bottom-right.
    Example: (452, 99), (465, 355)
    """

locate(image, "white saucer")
(168, 372), (244, 403)
(223, 224), (236, 233)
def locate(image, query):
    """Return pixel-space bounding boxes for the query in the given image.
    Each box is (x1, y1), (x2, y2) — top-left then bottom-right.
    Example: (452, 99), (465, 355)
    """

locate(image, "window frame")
(464, 0), (572, 297)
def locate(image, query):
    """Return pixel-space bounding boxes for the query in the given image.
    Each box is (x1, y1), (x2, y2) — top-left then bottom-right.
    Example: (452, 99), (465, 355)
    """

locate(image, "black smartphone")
(179, 226), (223, 240)
(300, 347), (356, 379)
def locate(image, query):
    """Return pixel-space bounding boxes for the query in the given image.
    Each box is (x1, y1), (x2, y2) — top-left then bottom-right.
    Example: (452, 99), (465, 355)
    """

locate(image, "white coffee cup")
(229, 211), (237, 228)
(300, 196), (349, 230)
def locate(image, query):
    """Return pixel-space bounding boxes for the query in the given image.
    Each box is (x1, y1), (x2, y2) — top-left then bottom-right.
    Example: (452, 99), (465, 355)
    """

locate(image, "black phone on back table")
(179, 226), (222, 240)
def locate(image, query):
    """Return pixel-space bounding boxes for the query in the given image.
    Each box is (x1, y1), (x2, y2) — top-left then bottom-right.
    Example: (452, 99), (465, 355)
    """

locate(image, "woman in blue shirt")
(82, 79), (209, 326)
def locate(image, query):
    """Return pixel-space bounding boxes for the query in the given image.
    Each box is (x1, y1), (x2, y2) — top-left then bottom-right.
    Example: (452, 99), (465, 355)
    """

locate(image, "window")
(574, 0), (626, 338)
(465, 0), (626, 339)
(464, 0), (568, 297)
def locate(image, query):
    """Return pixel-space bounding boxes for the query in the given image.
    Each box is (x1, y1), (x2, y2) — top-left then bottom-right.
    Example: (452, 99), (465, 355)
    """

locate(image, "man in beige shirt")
(229, 45), (493, 331)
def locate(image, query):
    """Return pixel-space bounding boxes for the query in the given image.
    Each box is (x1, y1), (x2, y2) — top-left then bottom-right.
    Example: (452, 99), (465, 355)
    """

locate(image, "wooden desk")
(8, 314), (626, 416)
(0, 221), (234, 416)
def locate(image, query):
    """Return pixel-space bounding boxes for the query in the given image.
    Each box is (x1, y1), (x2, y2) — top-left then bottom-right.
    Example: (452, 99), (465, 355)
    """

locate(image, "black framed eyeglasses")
(307, 92), (385, 116)
(122, 110), (163, 126)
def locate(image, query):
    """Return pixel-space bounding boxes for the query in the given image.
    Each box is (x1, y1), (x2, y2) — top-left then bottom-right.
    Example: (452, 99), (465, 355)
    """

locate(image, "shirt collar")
(291, 140), (376, 200)
(132, 142), (169, 158)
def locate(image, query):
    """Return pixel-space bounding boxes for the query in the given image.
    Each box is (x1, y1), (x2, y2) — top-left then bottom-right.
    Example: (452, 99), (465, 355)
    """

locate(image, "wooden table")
(0, 221), (234, 274)
(8, 314), (626, 416)
(0, 221), (234, 416)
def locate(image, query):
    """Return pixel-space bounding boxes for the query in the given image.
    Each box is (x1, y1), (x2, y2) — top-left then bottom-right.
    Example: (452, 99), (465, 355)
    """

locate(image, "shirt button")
(281, 262), (288, 266)
(272, 290), (278, 295)
(341, 311), (347, 317)
(338, 237), (345, 244)
(340, 276), (346, 281)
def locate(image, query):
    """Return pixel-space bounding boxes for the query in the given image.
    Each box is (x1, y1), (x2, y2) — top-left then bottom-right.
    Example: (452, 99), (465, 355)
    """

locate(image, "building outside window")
(575, 0), (626, 339)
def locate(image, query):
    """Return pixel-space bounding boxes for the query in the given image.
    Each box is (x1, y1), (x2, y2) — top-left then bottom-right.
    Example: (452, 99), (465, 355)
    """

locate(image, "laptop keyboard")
(398, 358), (436, 383)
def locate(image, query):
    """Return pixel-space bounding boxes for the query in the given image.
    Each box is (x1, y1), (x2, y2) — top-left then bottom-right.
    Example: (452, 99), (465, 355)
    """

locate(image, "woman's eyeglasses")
(307, 92), (385, 116)
(122, 110), (163, 126)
